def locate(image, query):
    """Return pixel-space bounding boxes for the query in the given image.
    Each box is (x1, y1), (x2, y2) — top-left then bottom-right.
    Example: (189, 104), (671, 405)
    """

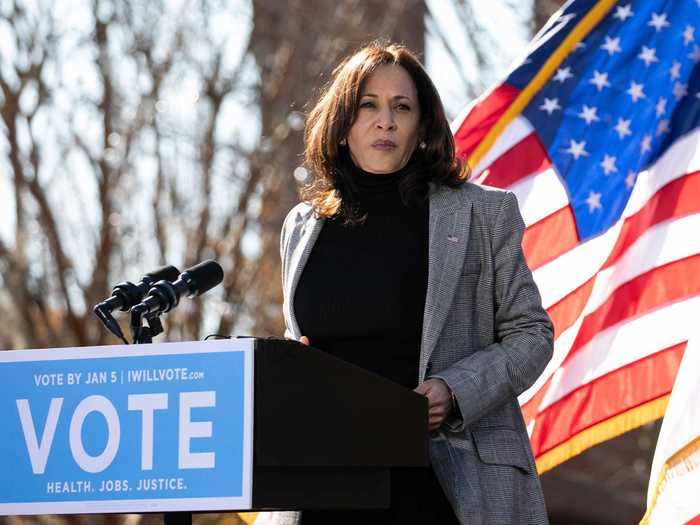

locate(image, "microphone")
(95, 265), (181, 314)
(94, 265), (181, 343)
(131, 260), (224, 317)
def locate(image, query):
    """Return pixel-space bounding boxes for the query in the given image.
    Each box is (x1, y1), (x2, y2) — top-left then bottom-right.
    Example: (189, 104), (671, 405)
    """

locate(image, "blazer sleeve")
(431, 191), (553, 429)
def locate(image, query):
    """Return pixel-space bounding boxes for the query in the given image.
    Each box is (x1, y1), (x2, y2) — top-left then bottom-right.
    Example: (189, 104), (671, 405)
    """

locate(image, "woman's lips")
(372, 140), (397, 150)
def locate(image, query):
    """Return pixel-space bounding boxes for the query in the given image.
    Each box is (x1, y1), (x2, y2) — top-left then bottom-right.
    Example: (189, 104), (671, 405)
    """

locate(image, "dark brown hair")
(302, 41), (467, 222)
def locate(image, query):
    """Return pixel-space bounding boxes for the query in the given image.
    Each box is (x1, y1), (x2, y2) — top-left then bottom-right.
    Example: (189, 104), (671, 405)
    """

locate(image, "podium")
(252, 337), (429, 510)
(0, 338), (428, 521)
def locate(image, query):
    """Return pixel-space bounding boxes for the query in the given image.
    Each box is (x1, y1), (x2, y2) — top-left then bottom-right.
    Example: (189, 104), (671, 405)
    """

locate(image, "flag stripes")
(531, 343), (685, 456)
(453, 0), (700, 472)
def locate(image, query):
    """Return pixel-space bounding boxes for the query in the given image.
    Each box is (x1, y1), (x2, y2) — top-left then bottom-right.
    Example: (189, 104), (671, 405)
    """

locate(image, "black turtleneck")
(294, 160), (429, 388)
(294, 164), (459, 524)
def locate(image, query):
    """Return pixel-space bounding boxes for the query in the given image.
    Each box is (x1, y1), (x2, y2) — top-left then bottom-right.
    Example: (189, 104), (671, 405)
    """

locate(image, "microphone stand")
(130, 309), (191, 525)
(130, 310), (164, 344)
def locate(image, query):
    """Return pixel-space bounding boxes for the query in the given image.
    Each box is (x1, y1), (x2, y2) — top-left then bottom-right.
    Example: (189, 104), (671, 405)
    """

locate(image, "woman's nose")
(376, 108), (396, 130)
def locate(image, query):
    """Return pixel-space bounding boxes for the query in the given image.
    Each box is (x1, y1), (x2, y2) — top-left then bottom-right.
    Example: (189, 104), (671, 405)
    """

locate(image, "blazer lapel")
(284, 213), (324, 339)
(420, 186), (472, 378)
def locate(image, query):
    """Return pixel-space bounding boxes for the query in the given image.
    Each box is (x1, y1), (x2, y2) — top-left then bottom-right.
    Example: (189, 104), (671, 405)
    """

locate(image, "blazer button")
(426, 361), (433, 373)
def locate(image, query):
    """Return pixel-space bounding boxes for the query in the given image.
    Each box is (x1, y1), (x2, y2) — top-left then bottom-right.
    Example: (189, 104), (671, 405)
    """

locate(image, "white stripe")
(587, 213), (700, 313)
(511, 122), (700, 409)
(532, 133), (700, 308)
(538, 295), (700, 411)
(519, 311), (583, 405)
(520, 214), (700, 405)
(533, 216), (622, 308)
(626, 128), (700, 218)
(509, 168), (569, 226)
(471, 116), (533, 177)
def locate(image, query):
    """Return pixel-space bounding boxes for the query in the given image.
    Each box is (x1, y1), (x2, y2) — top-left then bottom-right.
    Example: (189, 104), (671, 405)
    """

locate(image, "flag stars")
(656, 119), (670, 136)
(656, 97), (667, 117)
(590, 70), (611, 91)
(614, 118), (632, 139)
(565, 139), (589, 160)
(640, 134), (652, 154)
(613, 4), (634, 21)
(601, 36), (622, 55)
(554, 66), (573, 83)
(625, 171), (637, 189)
(586, 191), (602, 213)
(540, 97), (561, 114)
(670, 61), (682, 80)
(638, 46), (658, 67)
(578, 105), (600, 125)
(689, 45), (700, 63)
(600, 154), (618, 175)
(627, 81), (646, 102)
(673, 82), (688, 100)
(648, 12), (670, 32)
(683, 25), (695, 46)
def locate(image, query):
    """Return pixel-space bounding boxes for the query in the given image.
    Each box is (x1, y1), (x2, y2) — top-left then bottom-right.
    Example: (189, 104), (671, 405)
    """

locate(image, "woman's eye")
(396, 104), (411, 111)
(359, 101), (375, 108)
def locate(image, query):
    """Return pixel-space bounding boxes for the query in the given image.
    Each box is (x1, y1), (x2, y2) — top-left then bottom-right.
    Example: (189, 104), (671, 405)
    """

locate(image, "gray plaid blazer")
(270, 182), (553, 525)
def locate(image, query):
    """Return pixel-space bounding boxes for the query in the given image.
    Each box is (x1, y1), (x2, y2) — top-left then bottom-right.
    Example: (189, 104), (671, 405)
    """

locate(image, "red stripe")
(522, 170), (700, 280)
(480, 133), (552, 188)
(602, 171), (700, 270)
(521, 375), (552, 425)
(685, 515), (700, 525)
(533, 172), (700, 342)
(523, 206), (579, 271)
(530, 343), (686, 457)
(454, 84), (520, 160)
(548, 278), (595, 339)
(566, 255), (700, 363)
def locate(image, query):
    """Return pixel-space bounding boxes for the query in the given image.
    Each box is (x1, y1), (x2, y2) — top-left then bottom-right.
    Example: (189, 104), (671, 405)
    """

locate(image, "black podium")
(251, 337), (429, 510)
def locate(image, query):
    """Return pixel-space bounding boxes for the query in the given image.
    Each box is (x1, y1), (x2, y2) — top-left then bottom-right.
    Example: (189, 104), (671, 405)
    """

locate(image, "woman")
(278, 42), (553, 525)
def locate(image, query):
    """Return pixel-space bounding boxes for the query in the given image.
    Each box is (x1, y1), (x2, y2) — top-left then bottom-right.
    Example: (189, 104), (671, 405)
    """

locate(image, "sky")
(425, 0), (532, 119)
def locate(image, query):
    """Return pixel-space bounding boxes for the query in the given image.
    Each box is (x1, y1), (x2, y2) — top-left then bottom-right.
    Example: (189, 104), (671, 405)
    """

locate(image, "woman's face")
(346, 64), (421, 174)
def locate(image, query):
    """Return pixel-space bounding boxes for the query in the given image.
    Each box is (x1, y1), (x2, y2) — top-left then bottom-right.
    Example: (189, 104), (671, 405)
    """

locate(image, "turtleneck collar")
(345, 153), (418, 196)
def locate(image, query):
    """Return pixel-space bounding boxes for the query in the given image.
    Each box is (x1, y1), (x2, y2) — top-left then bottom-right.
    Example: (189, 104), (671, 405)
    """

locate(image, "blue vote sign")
(0, 339), (253, 515)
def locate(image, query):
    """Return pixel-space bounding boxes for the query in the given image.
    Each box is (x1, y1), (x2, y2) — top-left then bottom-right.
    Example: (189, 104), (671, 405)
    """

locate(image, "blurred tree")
(0, 0), (263, 350)
(0, 0), (424, 349)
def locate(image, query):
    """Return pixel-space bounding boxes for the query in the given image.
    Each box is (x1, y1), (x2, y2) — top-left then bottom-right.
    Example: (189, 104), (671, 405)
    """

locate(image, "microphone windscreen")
(144, 265), (181, 283)
(182, 260), (224, 296)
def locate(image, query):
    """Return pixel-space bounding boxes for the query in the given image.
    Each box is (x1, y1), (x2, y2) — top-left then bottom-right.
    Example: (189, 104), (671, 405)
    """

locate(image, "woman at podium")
(278, 41), (553, 525)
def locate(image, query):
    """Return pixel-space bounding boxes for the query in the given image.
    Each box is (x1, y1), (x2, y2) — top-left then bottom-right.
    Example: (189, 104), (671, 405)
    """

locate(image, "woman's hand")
(299, 336), (310, 345)
(414, 378), (453, 431)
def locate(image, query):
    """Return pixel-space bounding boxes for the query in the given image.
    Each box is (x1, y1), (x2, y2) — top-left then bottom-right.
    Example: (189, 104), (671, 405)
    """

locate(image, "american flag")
(642, 330), (700, 524)
(453, 0), (700, 472)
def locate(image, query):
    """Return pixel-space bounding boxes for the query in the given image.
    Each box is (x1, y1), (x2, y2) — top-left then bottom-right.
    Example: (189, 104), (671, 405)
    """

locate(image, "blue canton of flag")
(514, 1), (700, 241)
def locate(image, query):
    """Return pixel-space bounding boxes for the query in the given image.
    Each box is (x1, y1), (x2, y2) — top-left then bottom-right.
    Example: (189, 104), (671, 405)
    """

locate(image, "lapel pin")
(447, 236), (459, 242)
